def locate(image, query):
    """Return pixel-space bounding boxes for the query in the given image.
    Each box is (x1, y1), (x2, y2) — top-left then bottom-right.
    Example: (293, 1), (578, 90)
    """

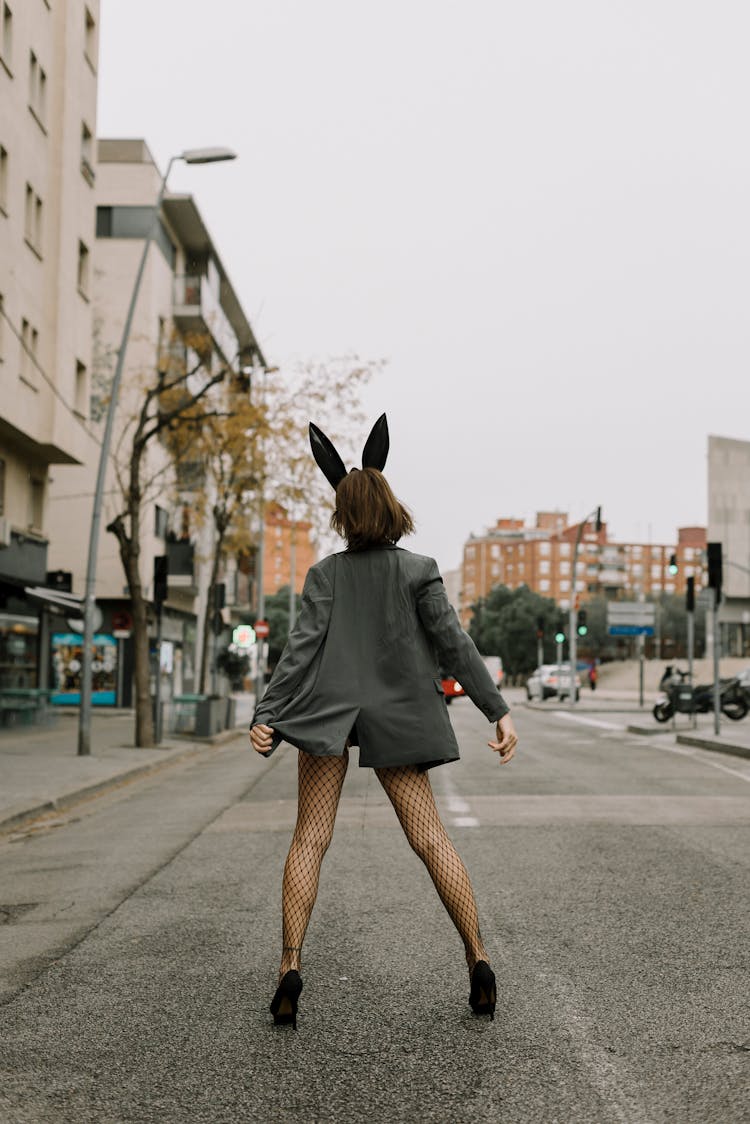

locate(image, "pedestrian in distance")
(249, 414), (518, 1030)
(589, 663), (598, 691)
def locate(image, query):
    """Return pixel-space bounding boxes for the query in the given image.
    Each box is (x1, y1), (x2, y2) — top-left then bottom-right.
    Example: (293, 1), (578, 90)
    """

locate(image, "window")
(539, 560), (550, 575)
(559, 542), (571, 557)
(154, 505), (168, 539)
(84, 6), (97, 68)
(539, 579), (550, 592)
(77, 240), (90, 296)
(559, 579), (570, 591)
(1, 4), (12, 71)
(75, 360), (87, 416)
(0, 145), (7, 212)
(20, 317), (38, 387)
(466, 545), (475, 559)
(80, 122), (94, 185)
(96, 205), (176, 267)
(559, 560), (570, 575)
(632, 545), (642, 557)
(490, 544), (499, 559)
(539, 541), (550, 556)
(24, 183), (42, 255)
(651, 564), (661, 578)
(28, 477), (44, 531)
(28, 50), (47, 128)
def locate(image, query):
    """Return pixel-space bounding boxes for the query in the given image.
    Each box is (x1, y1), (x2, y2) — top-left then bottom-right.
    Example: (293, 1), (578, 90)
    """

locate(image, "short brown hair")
(330, 468), (415, 551)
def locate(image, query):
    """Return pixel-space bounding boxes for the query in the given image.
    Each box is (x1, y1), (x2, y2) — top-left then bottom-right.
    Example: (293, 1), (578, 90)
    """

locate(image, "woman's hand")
(250, 723), (274, 754)
(488, 713), (517, 763)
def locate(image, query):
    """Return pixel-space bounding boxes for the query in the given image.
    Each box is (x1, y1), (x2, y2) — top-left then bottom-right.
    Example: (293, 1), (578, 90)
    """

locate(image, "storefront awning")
(24, 586), (83, 613)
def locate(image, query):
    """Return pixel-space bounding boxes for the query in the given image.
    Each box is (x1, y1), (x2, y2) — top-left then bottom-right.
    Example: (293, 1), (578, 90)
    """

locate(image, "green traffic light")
(554, 631), (565, 644)
(668, 553), (678, 576)
(577, 624), (588, 637)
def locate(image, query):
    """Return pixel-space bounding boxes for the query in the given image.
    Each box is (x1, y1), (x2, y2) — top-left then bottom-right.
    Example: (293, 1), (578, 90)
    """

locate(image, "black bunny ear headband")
(309, 413), (389, 491)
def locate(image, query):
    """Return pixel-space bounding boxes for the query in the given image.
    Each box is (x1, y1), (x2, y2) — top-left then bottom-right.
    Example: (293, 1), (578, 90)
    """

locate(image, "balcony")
(0, 530), (48, 585)
(597, 568), (628, 586)
(166, 540), (198, 595)
(173, 274), (239, 364)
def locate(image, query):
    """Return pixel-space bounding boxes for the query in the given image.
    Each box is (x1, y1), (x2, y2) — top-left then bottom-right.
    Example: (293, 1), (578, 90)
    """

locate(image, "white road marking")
(446, 796), (471, 814)
(553, 712), (623, 731)
(438, 769), (478, 827)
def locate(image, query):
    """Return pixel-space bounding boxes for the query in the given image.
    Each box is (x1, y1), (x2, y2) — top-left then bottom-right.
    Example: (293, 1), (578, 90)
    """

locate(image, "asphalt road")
(0, 691), (748, 1124)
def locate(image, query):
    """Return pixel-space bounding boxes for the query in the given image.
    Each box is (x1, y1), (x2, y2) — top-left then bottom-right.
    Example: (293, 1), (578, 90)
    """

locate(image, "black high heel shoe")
(270, 970), (303, 1030)
(469, 961), (496, 1021)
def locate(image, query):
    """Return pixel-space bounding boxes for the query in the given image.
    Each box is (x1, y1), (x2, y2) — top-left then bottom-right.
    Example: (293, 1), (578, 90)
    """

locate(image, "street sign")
(254, 619), (270, 639)
(608, 624), (655, 637)
(233, 625), (256, 648)
(113, 629), (131, 640)
(606, 601), (656, 627)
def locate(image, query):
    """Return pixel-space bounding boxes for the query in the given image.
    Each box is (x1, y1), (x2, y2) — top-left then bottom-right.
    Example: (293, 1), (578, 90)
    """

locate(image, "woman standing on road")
(249, 415), (518, 1029)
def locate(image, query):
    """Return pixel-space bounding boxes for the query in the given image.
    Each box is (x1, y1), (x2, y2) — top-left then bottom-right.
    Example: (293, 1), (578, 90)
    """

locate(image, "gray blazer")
(252, 545), (509, 770)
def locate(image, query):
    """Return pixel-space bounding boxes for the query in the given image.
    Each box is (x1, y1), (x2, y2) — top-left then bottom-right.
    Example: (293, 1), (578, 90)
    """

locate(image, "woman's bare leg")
(376, 765), (488, 973)
(279, 748), (349, 979)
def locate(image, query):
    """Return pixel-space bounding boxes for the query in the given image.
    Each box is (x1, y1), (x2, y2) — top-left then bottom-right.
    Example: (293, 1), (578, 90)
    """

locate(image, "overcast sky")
(98, 1), (749, 573)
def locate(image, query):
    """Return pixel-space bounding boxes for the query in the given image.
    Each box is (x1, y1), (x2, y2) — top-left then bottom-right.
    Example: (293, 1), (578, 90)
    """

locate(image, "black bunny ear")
(361, 413), (389, 472)
(309, 422), (348, 491)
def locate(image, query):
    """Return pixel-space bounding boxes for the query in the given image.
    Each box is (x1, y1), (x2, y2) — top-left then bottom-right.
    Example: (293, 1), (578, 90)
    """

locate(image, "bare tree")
(106, 338), (228, 747)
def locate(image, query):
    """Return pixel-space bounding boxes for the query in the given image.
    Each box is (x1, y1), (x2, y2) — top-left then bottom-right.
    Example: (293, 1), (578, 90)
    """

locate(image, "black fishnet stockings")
(376, 765), (488, 974)
(279, 749), (349, 978)
(278, 752), (487, 980)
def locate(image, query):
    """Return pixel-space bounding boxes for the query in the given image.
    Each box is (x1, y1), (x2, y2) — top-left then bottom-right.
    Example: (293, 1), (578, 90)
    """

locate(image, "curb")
(675, 734), (750, 761)
(0, 738), (237, 836)
(525, 701), (647, 714)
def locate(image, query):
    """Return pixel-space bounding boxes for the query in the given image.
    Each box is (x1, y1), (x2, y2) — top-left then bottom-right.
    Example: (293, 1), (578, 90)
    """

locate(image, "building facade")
(460, 512), (706, 627)
(0, 0), (99, 692)
(708, 435), (750, 656)
(46, 138), (265, 705)
(262, 502), (316, 600)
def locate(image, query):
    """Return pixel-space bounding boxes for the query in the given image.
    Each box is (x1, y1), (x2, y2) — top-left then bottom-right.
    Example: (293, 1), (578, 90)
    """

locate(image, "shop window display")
(51, 632), (117, 705)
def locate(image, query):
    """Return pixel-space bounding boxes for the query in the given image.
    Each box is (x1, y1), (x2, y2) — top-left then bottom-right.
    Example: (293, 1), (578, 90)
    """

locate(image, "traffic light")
(536, 616), (544, 639)
(707, 542), (722, 603)
(554, 628), (566, 644)
(153, 555), (168, 607)
(686, 575), (695, 613)
(577, 609), (588, 637)
(668, 553), (678, 576)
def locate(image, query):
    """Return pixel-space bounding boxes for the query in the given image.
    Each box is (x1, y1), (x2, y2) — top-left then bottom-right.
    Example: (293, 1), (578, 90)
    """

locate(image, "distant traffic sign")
(608, 624), (655, 637)
(254, 619), (270, 639)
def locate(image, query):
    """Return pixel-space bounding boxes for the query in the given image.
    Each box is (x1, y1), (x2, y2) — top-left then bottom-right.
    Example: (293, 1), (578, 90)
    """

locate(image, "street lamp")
(568, 505), (602, 709)
(77, 146), (237, 756)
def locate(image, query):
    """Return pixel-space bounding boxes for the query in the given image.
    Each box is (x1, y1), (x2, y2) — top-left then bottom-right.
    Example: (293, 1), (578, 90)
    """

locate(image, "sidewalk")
(0, 709), (251, 835)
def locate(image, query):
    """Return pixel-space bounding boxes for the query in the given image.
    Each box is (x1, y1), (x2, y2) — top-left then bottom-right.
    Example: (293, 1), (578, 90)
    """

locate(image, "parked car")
(481, 655), (505, 690)
(526, 664), (581, 701)
(440, 673), (466, 705)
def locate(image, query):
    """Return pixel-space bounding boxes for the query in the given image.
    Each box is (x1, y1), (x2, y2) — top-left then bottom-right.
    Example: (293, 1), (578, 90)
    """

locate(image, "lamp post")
(568, 506), (602, 709)
(77, 146), (236, 756)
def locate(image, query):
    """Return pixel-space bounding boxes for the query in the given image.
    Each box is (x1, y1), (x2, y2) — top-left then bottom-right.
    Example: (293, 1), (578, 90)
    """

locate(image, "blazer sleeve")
(252, 563), (333, 732)
(416, 558), (510, 724)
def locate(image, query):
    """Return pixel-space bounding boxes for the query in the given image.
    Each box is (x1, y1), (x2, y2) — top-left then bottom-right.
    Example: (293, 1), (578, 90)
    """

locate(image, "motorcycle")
(653, 665), (748, 722)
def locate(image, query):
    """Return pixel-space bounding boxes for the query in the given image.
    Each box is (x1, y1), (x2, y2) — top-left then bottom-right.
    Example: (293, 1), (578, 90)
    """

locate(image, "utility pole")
(568, 506), (602, 708)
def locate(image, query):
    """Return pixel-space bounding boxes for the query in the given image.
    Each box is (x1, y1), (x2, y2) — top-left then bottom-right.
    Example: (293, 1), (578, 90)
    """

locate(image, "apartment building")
(46, 138), (265, 704)
(262, 502), (316, 600)
(460, 513), (706, 626)
(0, 0), (99, 691)
(708, 435), (750, 656)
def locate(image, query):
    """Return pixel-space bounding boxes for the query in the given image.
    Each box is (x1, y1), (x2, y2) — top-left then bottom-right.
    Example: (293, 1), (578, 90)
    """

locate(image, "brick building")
(263, 503), (317, 599)
(460, 513), (706, 626)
